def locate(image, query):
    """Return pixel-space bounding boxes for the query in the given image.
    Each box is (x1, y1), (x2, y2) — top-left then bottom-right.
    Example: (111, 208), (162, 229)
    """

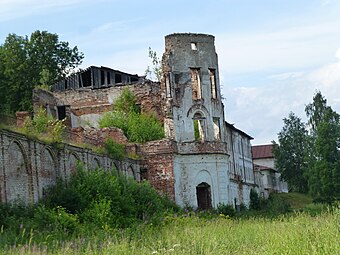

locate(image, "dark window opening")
(196, 182), (212, 210)
(57, 106), (66, 120)
(100, 70), (105, 85)
(131, 76), (138, 82)
(107, 72), (111, 85)
(140, 168), (148, 181)
(78, 75), (82, 87)
(81, 69), (92, 87)
(174, 73), (181, 83)
(115, 73), (122, 84)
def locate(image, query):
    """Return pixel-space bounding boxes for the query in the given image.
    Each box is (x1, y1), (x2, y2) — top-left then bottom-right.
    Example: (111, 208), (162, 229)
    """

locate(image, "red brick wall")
(138, 139), (176, 199)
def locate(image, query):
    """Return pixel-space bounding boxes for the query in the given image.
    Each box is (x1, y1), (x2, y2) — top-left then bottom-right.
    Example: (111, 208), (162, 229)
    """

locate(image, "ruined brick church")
(0, 33), (255, 209)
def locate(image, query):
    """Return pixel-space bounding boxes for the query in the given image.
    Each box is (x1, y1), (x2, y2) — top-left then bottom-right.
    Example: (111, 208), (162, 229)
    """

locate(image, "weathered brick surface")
(67, 127), (128, 147)
(33, 81), (163, 128)
(15, 112), (31, 128)
(177, 141), (228, 155)
(0, 129), (140, 203)
(138, 139), (176, 199)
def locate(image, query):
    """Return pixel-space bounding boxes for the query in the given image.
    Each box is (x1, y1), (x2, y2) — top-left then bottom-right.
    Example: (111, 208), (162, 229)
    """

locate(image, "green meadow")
(1, 167), (339, 255)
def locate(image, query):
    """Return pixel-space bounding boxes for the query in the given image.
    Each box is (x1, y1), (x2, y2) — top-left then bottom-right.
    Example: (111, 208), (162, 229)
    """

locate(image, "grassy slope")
(272, 192), (314, 210)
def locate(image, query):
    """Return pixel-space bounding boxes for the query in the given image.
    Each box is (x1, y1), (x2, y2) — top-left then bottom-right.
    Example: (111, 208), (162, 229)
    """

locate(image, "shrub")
(44, 165), (177, 229)
(99, 111), (128, 133)
(33, 205), (79, 233)
(266, 194), (291, 214)
(33, 107), (51, 133)
(23, 107), (65, 142)
(99, 88), (164, 143)
(127, 112), (164, 143)
(113, 88), (140, 114)
(249, 188), (261, 210)
(217, 203), (236, 217)
(104, 138), (125, 160)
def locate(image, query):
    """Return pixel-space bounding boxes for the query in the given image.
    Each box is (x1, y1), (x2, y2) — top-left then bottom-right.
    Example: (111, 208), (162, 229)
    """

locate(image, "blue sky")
(1, 0), (340, 144)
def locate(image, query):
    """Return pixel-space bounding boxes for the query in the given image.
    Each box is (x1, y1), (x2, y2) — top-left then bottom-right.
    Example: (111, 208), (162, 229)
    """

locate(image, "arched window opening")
(196, 182), (212, 210)
(193, 112), (205, 142)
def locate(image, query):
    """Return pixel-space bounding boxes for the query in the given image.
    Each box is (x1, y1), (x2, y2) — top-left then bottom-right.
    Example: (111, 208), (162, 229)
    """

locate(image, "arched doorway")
(196, 182), (212, 210)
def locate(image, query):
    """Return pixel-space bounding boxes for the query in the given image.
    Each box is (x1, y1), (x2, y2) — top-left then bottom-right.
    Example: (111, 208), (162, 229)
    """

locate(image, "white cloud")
(224, 48), (340, 145)
(216, 20), (340, 74)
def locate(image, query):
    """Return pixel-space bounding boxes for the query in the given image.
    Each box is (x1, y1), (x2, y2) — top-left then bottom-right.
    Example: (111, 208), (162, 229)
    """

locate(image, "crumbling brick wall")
(33, 81), (163, 129)
(138, 139), (177, 199)
(0, 129), (140, 204)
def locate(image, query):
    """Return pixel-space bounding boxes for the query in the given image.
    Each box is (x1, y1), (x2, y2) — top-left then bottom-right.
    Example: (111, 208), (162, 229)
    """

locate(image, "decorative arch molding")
(187, 104), (210, 118)
(39, 146), (58, 198)
(194, 170), (214, 209)
(40, 145), (57, 169)
(112, 161), (120, 172)
(44, 145), (56, 158)
(5, 140), (32, 202)
(126, 165), (135, 179)
(194, 169), (213, 187)
(7, 140), (29, 171)
(90, 157), (101, 170)
(68, 152), (80, 175)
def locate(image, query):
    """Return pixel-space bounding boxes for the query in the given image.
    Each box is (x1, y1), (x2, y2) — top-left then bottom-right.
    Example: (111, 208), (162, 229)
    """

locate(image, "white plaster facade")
(162, 33), (255, 209)
(173, 154), (229, 208)
(252, 144), (288, 198)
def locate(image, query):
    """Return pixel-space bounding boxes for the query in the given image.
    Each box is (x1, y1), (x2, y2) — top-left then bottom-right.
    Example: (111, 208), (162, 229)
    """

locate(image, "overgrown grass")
(1, 210), (339, 254)
(274, 192), (313, 210)
(1, 166), (338, 254)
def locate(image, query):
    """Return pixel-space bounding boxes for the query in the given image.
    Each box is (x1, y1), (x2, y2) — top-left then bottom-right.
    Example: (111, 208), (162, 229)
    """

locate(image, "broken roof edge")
(74, 65), (141, 78)
(225, 121), (254, 140)
(165, 33), (214, 38)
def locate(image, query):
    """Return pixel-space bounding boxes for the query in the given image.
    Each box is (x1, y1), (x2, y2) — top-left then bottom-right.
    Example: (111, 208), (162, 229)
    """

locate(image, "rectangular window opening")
(115, 73), (122, 84)
(100, 70), (105, 85)
(209, 69), (217, 99)
(165, 73), (172, 98)
(57, 106), (66, 120)
(191, 42), (198, 50)
(191, 68), (201, 100)
(78, 74), (82, 87)
(81, 69), (91, 87)
(213, 117), (221, 141)
(131, 76), (138, 82)
(107, 72), (111, 85)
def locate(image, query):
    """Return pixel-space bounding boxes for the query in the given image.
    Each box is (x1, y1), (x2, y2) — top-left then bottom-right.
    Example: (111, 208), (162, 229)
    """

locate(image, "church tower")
(161, 33), (230, 208)
(162, 33), (226, 143)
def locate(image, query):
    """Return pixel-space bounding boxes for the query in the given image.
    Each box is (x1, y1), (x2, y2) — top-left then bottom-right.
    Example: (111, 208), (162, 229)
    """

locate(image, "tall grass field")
(0, 167), (339, 254)
(1, 211), (339, 254)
